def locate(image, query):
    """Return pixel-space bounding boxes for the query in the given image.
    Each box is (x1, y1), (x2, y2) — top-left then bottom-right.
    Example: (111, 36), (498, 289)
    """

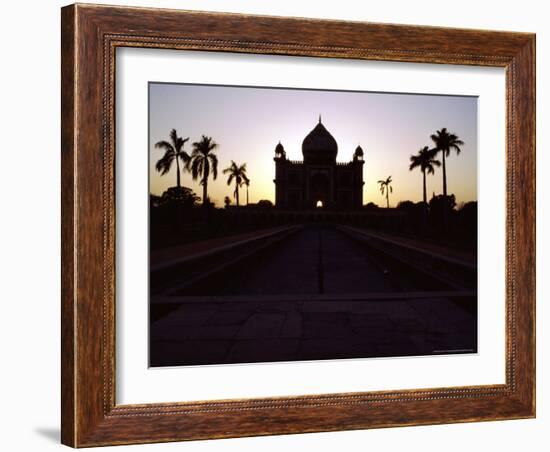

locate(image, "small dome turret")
(354, 145), (364, 161)
(274, 141), (286, 159)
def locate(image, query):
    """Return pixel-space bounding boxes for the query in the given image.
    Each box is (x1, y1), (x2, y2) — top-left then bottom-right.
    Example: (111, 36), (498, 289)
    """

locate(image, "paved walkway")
(347, 227), (476, 265)
(150, 295), (476, 366)
(150, 226), (477, 367)
(151, 225), (295, 269)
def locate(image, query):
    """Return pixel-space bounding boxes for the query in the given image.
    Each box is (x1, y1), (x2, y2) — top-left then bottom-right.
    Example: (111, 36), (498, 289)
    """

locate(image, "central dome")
(302, 117), (338, 164)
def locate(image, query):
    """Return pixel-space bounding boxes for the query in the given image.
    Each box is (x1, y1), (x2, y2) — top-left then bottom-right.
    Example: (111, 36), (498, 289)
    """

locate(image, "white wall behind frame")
(0, 1), (545, 452)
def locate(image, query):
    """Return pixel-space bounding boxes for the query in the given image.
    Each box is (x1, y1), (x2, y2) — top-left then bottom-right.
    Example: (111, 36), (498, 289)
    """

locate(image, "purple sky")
(149, 82), (477, 207)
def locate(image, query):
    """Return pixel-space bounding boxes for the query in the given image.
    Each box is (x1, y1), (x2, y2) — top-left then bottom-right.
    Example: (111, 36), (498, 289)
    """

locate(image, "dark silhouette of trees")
(378, 176), (393, 208)
(429, 193), (456, 231)
(156, 186), (200, 208)
(223, 161), (249, 206)
(189, 135), (219, 207)
(430, 128), (464, 197)
(397, 200), (415, 210)
(364, 202), (379, 211)
(257, 199), (273, 208)
(224, 196), (231, 208)
(149, 194), (163, 209)
(409, 146), (440, 204)
(457, 201), (477, 244)
(154, 129), (190, 188)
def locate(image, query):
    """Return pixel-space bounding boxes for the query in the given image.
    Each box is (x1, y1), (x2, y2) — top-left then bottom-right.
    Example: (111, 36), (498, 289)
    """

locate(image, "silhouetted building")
(274, 117), (364, 209)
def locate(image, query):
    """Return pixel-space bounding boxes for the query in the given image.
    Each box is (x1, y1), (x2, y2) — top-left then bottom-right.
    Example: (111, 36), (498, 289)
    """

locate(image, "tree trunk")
(202, 159), (209, 206)
(422, 169), (427, 204)
(235, 183), (240, 206)
(202, 178), (208, 206)
(246, 186), (249, 205)
(386, 190), (389, 208)
(442, 150), (447, 197)
(175, 156), (181, 188)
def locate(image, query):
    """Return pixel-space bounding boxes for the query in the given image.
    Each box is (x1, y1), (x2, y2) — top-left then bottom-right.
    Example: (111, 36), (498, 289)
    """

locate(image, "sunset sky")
(149, 82), (477, 207)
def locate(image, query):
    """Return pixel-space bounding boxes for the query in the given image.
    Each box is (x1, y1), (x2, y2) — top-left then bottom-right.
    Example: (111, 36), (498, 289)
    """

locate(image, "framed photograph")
(61, 3), (536, 447)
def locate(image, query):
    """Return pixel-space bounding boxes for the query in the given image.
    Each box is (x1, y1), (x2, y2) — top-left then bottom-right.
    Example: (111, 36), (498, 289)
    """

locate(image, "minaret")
(273, 141), (286, 207)
(353, 145), (365, 208)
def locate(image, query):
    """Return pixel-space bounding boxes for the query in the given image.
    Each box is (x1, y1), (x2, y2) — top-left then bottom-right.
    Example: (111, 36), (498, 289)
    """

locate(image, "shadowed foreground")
(150, 225), (476, 366)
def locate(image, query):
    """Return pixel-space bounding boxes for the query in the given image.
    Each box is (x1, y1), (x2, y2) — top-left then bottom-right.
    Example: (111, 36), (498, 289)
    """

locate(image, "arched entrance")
(310, 172), (330, 208)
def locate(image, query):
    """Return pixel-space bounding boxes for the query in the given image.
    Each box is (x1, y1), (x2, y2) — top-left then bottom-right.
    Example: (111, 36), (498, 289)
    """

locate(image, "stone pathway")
(150, 296), (476, 366)
(150, 225), (476, 367)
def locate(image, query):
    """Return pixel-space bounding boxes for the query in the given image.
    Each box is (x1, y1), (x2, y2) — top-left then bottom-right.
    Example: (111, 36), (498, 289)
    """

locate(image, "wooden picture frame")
(61, 3), (535, 447)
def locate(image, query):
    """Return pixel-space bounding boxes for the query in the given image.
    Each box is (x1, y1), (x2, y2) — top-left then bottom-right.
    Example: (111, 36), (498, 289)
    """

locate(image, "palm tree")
(154, 129), (190, 188)
(430, 128), (464, 197)
(223, 161), (249, 206)
(188, 135), (219, 206)
(409, 146), (441, 204)
(244, 179), (250, 205)
(378, 176), (393, 208)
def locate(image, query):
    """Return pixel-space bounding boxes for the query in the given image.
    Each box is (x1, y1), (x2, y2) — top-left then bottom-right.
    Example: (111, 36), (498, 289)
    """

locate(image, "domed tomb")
(302, 117), (338, 164)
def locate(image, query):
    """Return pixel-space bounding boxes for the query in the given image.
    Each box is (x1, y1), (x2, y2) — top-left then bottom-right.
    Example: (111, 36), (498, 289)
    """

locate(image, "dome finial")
(319, 114), (322, 124)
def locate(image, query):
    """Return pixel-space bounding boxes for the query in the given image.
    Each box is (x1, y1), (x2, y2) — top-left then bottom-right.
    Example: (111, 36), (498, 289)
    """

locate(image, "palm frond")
(177, 149), (190, 163)
(209, 153), (218, 180)
(154, 140), (174, 152)
(175, 137), (190, 153)
(409, 154), (420, 171)
(155, 154), (174, 175)
(223, 160), (237, 175)
(169, 129), (178, 146)
(190, 157), (203, 181)
(450, 143), (463, 154)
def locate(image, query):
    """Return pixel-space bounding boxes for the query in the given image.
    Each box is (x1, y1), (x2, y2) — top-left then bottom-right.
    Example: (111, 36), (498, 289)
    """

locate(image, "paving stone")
(301, 301), (357, 312)
(280, 311), (302, 338)
(298, 338), (378, 360)
(302, 312), (353, 339)
(351, 301), (403, 314)
(349, 313), (391, 328)
(217, 302), (259, 311)
(206, 310), (253, 326)
(389, 315), (427, 333)
(428, 331), (477, 354)
(149, 340), (232, 367)
(153, 307), (216, 328)
(376, 340), (421, 357)
(351, 326), (394, 342)
(407, 298), (473, 327)
(225, 339), (300, 363)
(151, 324), (240, 341)
(236, 312), (286, 339)
(256, 301), (298, 312)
